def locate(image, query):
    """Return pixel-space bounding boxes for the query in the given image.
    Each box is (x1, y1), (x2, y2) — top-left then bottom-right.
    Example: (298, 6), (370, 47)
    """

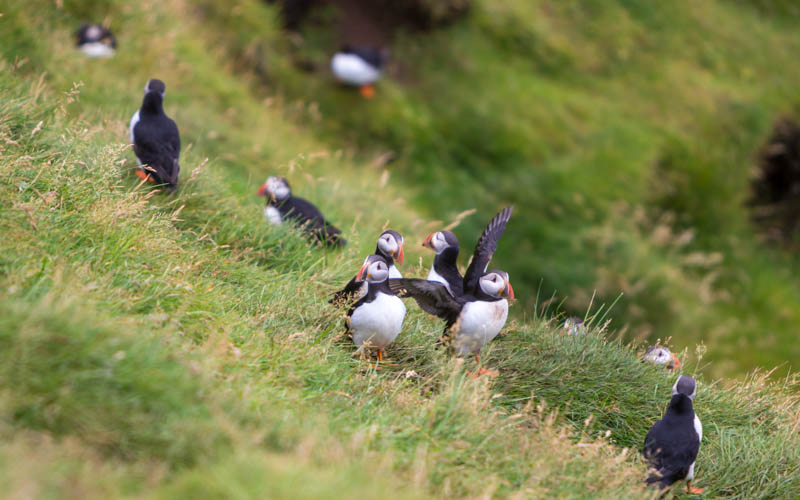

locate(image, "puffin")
(346, 254), (406, 362)
(388, 269), (513, 375)
(421, 230), (462, 296)
(129, 79), (180, 192)
(642, 346), (682, 370)
(257, 176), (346, 247)
(562, 317), (587, 336)
(330, 230), (404, 306)
(75, 24), (116, 58)
(643, 375), (704, 494)
(422, 206), (514, 297)
(331, 45), (386, 98)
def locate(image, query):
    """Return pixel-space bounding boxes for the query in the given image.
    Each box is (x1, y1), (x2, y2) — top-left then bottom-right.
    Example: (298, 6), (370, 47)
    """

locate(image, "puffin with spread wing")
(389, 207), (514, 375)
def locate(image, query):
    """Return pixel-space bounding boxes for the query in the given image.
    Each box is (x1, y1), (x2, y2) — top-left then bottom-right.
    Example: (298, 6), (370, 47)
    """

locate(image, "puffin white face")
(423, 231), (447, 253)
(356, 256), (390, 283)
(377, 232), (404, 263)
(563, 317), (586, 336)
(672, 375), (697, 400)
(86, 25), (102, 39)
(643, 346), (681, 369)
(257, 176), (291, 202)
(479, 271), (514, 300)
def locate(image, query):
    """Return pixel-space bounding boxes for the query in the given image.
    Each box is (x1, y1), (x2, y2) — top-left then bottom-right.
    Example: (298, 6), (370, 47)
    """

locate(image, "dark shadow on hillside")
(750, 117), (800, 246)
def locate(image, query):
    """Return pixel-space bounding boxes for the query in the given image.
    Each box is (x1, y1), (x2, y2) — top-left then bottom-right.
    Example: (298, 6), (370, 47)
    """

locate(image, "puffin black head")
(355, 254), (390, 284)
(377, 230), (404, 264)
(257, 176), (291, 202)
(422, 230), (459, 254)
(479, 269), (514, 300)
(145, 79), (166, 97)
(643, 346), (682, 370)
(672, 375), (697, 400)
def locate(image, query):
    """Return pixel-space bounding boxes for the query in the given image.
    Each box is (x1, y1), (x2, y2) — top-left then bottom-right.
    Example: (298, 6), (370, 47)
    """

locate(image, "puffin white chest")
(426, 265), (451, 294)
(331, 53), (380, 86)
(350, 292), (406, 350)
(388, 265), (402, 279)
(80, 42), (115, 58)
(453, 299), (508, 356)
(264, 206), (282, 226)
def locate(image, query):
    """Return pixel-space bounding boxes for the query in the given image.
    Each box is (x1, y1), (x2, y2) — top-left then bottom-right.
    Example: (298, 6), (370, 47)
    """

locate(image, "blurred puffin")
(389, 269), (513, 376)
(76, 24), (116, 58)
(257, 176), (346, 247)
(331, 45), (386, 98)
(347, 254), (406, 362)
(331, 230), (404, 306)
(643, 375), (704, 494)
(642, 346), (682, 370)
(562, 317), (587, 336)
(422, 230), (462, 296)
(129, 79), (180, 192)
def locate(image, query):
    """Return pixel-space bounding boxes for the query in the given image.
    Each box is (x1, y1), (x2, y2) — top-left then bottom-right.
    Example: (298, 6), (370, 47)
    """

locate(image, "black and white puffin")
(642, 346), (682, 370)
(422, 206), (514, 297)
(330, 230), (404, 306)
(422, 230), (463, 297)
(562, 317), (587, 336)
(76, 23), (116, 58)
(643, 375), (704, 494)
(346, 254), (406, 362)
(331, 45), (386, 98)
(129, 79), (180, 192)
(388, 269), (514, 375)
(257, 176), (346, 247)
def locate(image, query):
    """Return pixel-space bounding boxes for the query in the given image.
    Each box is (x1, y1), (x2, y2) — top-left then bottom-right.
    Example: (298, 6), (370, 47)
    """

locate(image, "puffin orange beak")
(257, 184), (268, 197)
(503, 282), (515, 301)
(671, 353), (682, 370)
(395, 243), (404, 264)
(422, 233), (434, 250)
(356, 264), (368, 282)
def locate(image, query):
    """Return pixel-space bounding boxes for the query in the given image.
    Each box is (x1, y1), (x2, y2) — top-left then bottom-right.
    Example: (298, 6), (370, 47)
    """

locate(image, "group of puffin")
(326, 207), (515, 375)
(126, 66), (703, 494)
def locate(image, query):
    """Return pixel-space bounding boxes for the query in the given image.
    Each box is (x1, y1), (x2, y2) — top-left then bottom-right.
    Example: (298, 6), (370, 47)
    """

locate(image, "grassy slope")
(0, 0), (799, 498)
(273, 0), (800, 378)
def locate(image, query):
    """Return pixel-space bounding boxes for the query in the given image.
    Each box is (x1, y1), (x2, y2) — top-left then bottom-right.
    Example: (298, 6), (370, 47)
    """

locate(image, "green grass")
(259, 0), (800, 379)
(1, 0), (799, 498)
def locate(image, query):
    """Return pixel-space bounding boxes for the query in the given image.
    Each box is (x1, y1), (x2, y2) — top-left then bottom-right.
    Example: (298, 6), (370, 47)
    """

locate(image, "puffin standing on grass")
(389, 269), (513, 376)
(129, 79), (180, 192)
(643, 375), (704, 494)
(76, 24), (117, 58)
(346, 254), (406, 362)
(422, 230), (462, 297)
(331, 45), (386, 99)
(330, 230), (404, 306)
(257, 176), (346, 247)
(390, 206), (515, 375)
(642, 346), (682, 370)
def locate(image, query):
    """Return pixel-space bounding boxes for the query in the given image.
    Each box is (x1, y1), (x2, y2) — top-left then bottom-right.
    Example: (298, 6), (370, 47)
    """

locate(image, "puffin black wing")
(388, 279), (463, 324)
(463, 206), (513, 295)
(280, 196), (346, 247)
(330, 276), (365, 306)
(133, 116), (180, 190)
